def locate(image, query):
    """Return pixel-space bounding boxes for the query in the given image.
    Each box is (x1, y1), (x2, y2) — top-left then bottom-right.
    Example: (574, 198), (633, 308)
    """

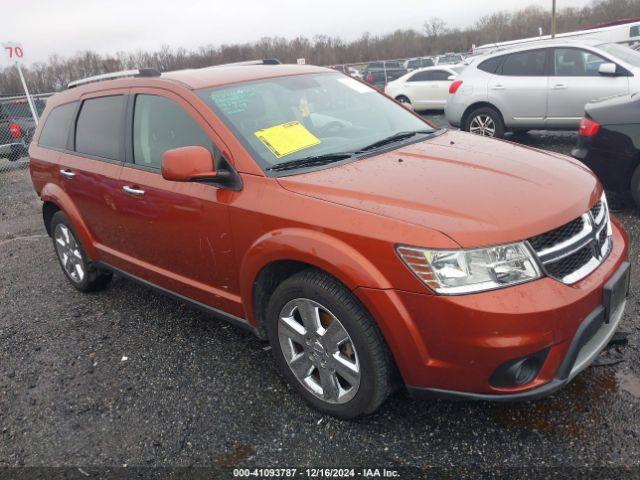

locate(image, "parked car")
(403, 57), (435, 71)
(572, 92), (640, 207)
(446, 40), (640, 138)
(385, 65), (465, 110)
(329, 64), (363, 79)
(0, 98), (45, 161)
(363, 61), (407, 89)
(436, 53), (465, 65)
(30, 64), (629, 418)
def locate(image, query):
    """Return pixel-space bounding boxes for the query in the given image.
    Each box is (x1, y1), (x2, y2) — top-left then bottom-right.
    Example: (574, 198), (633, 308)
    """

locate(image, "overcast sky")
(4, 0), (590, 64)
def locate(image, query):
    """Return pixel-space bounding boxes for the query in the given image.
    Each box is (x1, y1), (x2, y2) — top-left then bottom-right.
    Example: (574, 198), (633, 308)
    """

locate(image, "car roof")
(43, 64), (336, 111)
(162, 64), (330, 89)
(480, 38), (605, 58)
(62, 64), (332, 96)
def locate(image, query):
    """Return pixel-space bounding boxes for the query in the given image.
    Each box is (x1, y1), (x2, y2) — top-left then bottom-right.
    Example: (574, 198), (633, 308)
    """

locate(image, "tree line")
(1, 0), (638, 95)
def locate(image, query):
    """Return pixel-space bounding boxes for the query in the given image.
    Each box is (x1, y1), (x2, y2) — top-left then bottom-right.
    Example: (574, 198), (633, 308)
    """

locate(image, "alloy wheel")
(53, 224), (85, 284)
(277, 298), (361, 404)
(469, 114), (496, 137)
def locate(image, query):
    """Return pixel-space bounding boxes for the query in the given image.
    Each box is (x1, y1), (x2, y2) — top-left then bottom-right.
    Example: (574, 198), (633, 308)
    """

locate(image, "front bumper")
(355, 219), (629, 400)
(407, 287), (627, 401)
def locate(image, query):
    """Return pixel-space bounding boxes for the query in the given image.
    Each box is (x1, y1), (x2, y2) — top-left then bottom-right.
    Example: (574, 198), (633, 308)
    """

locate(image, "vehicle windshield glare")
(599, 42), (640, 68)
(197, 72), (434, 172)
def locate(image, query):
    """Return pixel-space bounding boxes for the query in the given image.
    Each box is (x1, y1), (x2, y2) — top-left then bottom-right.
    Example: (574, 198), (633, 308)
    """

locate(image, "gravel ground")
(1, 120), (640, 475)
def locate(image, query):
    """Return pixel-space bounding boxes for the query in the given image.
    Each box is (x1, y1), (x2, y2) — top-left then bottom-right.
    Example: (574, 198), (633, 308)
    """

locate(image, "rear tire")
(464, 106), (505, 138)
(395, 95), (411, 106)
(265, 269), (395, 419)
(631, 164), (640, 210)
(50, 211), (112, 292)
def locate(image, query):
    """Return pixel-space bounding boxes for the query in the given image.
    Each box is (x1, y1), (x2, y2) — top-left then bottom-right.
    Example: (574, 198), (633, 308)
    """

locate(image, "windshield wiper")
(358, 130), (433, 152)
(267, 152), (356, 172)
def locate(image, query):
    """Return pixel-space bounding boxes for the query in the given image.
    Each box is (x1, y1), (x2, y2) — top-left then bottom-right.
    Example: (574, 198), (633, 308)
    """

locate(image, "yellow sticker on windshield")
(255, 121), (320, 158)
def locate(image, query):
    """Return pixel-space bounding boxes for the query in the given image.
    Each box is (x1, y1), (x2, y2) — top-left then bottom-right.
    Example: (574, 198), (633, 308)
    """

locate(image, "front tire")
(464, 106), (505, 138)
(266, 269), (395, 419)
(50, 211), (112, 292)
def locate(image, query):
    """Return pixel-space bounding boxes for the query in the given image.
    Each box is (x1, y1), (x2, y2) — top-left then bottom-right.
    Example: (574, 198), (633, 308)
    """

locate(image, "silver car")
(445, 40), (640, 138)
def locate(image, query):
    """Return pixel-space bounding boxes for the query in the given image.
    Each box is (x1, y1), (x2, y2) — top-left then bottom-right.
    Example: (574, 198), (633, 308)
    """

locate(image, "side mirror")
(447, 75), (456, 81)
(598, 62), (617, 76)
(162, 146), (225, 182)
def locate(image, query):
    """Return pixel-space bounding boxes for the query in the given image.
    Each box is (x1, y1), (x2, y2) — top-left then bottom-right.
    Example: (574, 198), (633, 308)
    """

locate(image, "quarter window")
(478, 56), (502, 74)
(133, 95), (213, 169)
(501, 49), (547, 76)
(75, 96), (125, 160)
(554, 48), (607, 76)
(39, 102), (77, 150)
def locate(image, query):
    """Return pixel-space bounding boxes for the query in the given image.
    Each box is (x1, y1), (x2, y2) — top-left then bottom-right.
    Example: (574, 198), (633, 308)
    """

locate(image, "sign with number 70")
(2, 42), (25, 64)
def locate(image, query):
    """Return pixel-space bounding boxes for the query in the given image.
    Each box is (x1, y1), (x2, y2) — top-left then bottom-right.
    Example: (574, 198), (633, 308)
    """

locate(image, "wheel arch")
(241, 228), (392, 331)
(461, 101), (505, 130)
(39, 183), (98, 259)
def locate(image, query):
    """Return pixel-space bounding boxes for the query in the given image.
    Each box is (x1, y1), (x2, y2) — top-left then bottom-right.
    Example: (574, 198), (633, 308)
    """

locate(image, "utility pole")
(551, 0), (557, 38)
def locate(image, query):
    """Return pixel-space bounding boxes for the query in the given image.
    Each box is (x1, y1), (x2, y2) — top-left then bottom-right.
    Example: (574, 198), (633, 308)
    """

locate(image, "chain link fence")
(0, 93), (52, 174)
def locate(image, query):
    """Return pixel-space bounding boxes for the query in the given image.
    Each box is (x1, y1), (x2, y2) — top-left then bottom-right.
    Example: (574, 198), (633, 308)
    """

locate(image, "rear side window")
(478, 56), (502, 73)
(501, 49), (547, 76)
(133, 95), (213, 169)
(75, 96), (125, 160)
(408, 71), (431, 82)
(431, 70), (452, 81)
(39, 102), (77, 150)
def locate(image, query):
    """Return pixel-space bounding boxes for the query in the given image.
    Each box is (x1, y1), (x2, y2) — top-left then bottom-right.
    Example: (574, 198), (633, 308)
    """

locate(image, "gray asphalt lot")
(1, 118), (640, 474)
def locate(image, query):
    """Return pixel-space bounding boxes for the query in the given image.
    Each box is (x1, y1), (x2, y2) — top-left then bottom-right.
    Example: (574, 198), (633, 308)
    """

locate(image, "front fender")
(240, 228), (392, 325)
(40, 183), (98, 259)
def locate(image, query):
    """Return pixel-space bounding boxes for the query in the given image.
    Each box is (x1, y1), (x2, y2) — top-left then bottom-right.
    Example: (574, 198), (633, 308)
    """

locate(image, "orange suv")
(29, 64), (630, 418)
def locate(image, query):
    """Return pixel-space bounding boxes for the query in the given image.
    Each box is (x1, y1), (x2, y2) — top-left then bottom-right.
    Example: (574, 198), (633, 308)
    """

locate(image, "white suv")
(445, 40), (640, 138)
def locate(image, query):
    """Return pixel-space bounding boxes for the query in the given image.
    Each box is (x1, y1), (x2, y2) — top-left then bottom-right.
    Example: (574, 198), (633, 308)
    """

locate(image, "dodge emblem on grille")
(587, 212), (601, 260)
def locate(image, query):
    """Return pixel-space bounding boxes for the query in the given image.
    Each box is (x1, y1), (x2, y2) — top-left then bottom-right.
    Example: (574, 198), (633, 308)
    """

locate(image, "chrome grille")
(527, 198), (612, 284)
(528, 217), (585, 252)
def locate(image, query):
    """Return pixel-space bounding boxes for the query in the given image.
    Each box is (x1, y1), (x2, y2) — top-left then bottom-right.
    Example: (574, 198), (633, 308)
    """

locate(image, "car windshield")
(197, 72), (435, 172)
(599, 42), (640, 68)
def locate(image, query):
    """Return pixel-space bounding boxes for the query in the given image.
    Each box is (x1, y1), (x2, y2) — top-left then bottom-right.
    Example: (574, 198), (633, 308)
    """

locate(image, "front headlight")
(397, 242), (542, 295)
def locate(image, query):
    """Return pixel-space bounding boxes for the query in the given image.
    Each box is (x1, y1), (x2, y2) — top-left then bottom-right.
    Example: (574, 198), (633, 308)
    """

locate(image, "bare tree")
(424, 17), (449, 38)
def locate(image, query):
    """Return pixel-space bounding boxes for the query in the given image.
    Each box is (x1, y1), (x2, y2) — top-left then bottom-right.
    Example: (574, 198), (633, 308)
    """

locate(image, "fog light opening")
(489, 348), (550, 388)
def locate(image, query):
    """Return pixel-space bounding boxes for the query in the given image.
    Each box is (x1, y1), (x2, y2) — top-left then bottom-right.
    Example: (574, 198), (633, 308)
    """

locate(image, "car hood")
(277, 130), (601, 248)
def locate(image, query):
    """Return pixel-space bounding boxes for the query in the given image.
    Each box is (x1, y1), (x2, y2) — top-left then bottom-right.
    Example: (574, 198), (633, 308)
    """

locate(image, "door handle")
(122, 185), (145, 196)
(490, 84), (505, 90)
(59, 169), (76, 179)
(552, 83), (568, 90)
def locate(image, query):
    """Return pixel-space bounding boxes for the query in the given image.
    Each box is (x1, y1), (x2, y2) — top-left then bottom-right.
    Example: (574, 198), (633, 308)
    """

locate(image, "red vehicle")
(29, 64), (630, 418)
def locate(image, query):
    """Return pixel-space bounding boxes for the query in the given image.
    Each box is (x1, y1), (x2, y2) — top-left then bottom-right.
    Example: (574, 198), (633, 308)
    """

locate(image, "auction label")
(233, 468), (401, 478)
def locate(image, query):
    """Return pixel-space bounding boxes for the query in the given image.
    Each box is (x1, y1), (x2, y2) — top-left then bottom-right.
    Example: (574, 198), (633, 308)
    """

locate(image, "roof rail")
(213, 58), (282, 67)
(67, 68), (161, 89)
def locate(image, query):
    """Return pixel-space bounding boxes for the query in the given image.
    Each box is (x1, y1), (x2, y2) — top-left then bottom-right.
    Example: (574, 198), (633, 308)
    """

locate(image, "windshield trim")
(197, 72), (437, 176)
